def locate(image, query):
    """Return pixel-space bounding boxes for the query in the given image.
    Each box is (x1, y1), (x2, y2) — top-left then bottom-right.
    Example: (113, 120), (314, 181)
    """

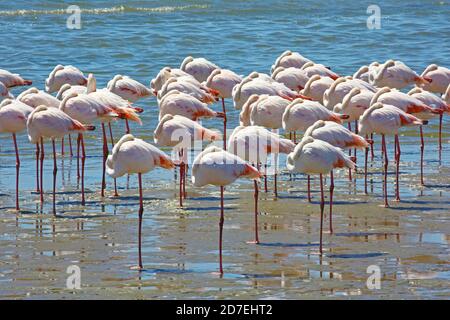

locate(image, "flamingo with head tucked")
(191, 146), (260, 274)
(150, 67), (192, 95)
(270, 50), (312, 73)
(300, 75), (334, 104)
(286, 136), (355, 253)
(323, 77), (377, 110)
(0, 99), (33, 210)
(107, 75), (152, 102)
(45, 65), (87, 93)
(353, 62), (380, 83)
(0, 69), (32, 88)
(158, 77), (217, 104)
(359, 103), (428, 206)
(106, 134), (174, 270)
(419, 64), (450, 93)
(239, 94), (290, 129)
(301, 62), (339, 80)
(27, 106), (95, 214)
(180, 56), (219, 83)
(368, 60), (431, 89)
(271, 67), (310, 92)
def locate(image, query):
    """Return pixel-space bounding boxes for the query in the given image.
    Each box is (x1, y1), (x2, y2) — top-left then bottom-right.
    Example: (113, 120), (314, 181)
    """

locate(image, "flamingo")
(419, 64), (450, 93)
(180, 56), (219, 82)
(158, 90), (224, 121)
(150, 67), (191, 95)
(408, 87), (450, 160)
(371, 87), (442, 185)
(333, 88), (376, 123)
(323, 77), (377, 110)
(56, 83), (88, 100)
(239, 94), (290, 129)
(59, 92), (122, 202)
(359, 103), (427, 206)
(286, 136), (355, 253)
(106, 134), (174, 270)
(27, 106), (95, 214)
(270, 50), (312, 73)
(303, 120), (369, 232)
(191, 146), (260, 274)
(353, 62), (380, 83)
(368, 60), (431, 89)
(45, 65), (87, 93)
(300, 75), (334, 104)
(205, 69), (242, 149)
(154, 114), (221, 206)
(228, 125), (295, 201)
(301, 62), (339, 80)
(271, 67), (310, 92)
(157, 77), (217, 104)
(444, 84), (450, 104)
(0, 69), (32, 88)
(107, 75), (152, 102)
(0, 82), (14, 101)
(0, 99), (33, 210)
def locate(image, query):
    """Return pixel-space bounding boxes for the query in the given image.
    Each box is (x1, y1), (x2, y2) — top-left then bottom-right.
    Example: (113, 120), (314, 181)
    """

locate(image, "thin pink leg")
(319, 174), (324, 254)
(382, 134), (389, 208)
(222, 98), (227, 150)
(40, 138), (44, 204)
(36, 144), (40, 193)
(80, 134), (86, 206)
(420, 126), (424, 186)
(138, 173), (143, 270)
(329, 170), (334, 234)
(219, 186), (225, 274)
(395, 134), (401, 202)
(52, 139), (57, 215)
(12, 134), (20, 211)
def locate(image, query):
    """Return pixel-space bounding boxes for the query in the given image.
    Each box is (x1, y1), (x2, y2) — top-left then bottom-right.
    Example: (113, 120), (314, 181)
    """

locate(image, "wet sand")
(0, 123), (449, 299)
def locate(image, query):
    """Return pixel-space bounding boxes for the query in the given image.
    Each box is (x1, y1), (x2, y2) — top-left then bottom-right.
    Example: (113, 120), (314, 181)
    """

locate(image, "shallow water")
(0, 0), (449, 299)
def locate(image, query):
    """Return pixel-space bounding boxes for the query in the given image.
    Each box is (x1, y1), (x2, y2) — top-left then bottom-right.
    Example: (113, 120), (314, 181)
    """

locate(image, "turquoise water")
(0, 1), (449, 299)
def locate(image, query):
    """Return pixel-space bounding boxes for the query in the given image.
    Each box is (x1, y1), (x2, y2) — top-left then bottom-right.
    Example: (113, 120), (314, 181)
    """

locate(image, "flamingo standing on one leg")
(106, 134), (174, 270)
(286, 136), (355, 253)
(300, 75), (334, 104)
(154, 114), (221, 206)
(205, 69), (242, 149)
(0, 68), (32, 88)
(271, 67), (310, 92)
(0, 99), (33, 210)
(359, 103), (428, 206)
(180, 56), (219, 83)
(191, 146), (260, 274)
(45, 65), (87, 93)
(303, 120), (369, 232)
(27, 106), (95, 214)
(239, 94), (290, 129)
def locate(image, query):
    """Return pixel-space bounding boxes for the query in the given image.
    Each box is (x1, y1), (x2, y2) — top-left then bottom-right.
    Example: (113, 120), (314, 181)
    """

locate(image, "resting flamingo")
(191, 146), (260, 274)
(419, 64), (450, 93)
(323, 77), (377, 110)
(45, 65), (87, 93)
(368, 60), (431, 89)
(270, 50), (312, 73)
(154, 114), (221, 206)
(107, 75), (152, 102)
(301, 62), (339, 80)
(157, 77), (217, 104)
(0, 99), (33, 210)
(239, 94), (290, 129)
(0, 82), (14, 102)
(180, 56), (219, 82)
(106, 134), (174, 270)
(303, 120), (369, 232)
(0, 68), (32, 88)
(353, 62), (380, 83)
(286, 136), (355, 253)
(359, 103), (428, 206)
(27, 106), (95, 214)
(271, 67), (310, 92)
(150, 67), (191, 95)
(205, 69), (242, 149)
(300, 75), (334, 104)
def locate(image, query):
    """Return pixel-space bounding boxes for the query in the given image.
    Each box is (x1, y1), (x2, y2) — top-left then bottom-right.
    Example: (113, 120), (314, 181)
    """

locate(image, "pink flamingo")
(359, 103), (428, 206)
(180, 56), (219, 82)
(205, 69), (242, 149)
(0, 82), (14, 101)
(27, 105), (95, 214)
(303, 120), (369, 232)
(371, 87), (441, 185)
(353, 62), (380, 83)
(56, 83), (88, 100)
(271, 67), (310, 92)
(0, 68), (32, 88)
(106, 134), (174, 270)
(408, 87), (450, 160)
(154, 114), (221, 206)
(0, 99), (33, 210)
(157, 77), (217, 104)
(45, 65), (87, 93)
(286, 136), (355, 253)
(301, 62), (340, 80)
(107, 75), (152, 102)
(323, 77), (377, 110)
(270, 50), (312, 73)
(150, 67), (191, 95)
(191, 146), (260, 274)
(419, 64), (450, 93)
(239, 94), (290, 129)
(368, 60), (431, 89)
(300, 75), (334, 104)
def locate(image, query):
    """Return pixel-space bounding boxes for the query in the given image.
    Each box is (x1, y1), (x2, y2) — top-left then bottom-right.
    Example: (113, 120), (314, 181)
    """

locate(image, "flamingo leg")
(61, 137), (64, 157)
(219, 186), (225, 274)
(370, 133), (374, 161)
(178, 150), (184, 207)
(35, 143), (40, 193)
(12, 133), (20, 211)
(438, 113), (442, 163)
(125, 119), (130, 134)
(307, 175), (312, 202)
(319, 174), (324, 254)
(420, 126), (424, 186)
(264, 164), (268, 193)
(80, 133), (86, 206)
(382, 134), (389, 208)
(52, 139), (57, 215)
(183, 162), (187, 200)
(40, 138), (44, 204)
(76, 134), (81, 179)
(329, 170), (334, 234)
(222, 98), (227, 150)
(101, 123), (108, 197)
(395, 134), (401, 202)
(364, 135), (369, 195)
(138, 172), (143, 270)
(68, 134), (73, 157)
(274, 152), (278, 198)
(293, 131), (297, 144)
(252, 180), (260, 244)
(107, 123), (119, 197)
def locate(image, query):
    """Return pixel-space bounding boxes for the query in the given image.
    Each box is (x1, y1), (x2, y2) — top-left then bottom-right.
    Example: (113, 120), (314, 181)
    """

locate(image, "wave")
(0, 4), (209, 16)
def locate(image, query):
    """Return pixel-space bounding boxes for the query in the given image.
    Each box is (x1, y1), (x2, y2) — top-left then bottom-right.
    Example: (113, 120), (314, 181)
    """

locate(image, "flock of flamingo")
(0, 51), (449, 273)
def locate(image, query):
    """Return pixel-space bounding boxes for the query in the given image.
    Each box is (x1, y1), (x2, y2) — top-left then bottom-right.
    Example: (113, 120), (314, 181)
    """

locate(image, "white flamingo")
(45, 65), (87, 93)
(300, 75), (334, 104)
(107, 75), (152, 102)
(0, 68), (32, 88)
(323, 77), (377, 110)
(368, 60), (431, 89)
(0, 82), (14, 101)
(353, 62), (380, 83)
(157, 77), (217, 104)
(240, 94), (290, 129)
(180, 56), (219, 82)
(150, 67), (191, 94)
(271, 66), (310, 92)
(270, 50), (312, 73)
(419, 64), (450, 93)
(301, 62), (339, 80)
